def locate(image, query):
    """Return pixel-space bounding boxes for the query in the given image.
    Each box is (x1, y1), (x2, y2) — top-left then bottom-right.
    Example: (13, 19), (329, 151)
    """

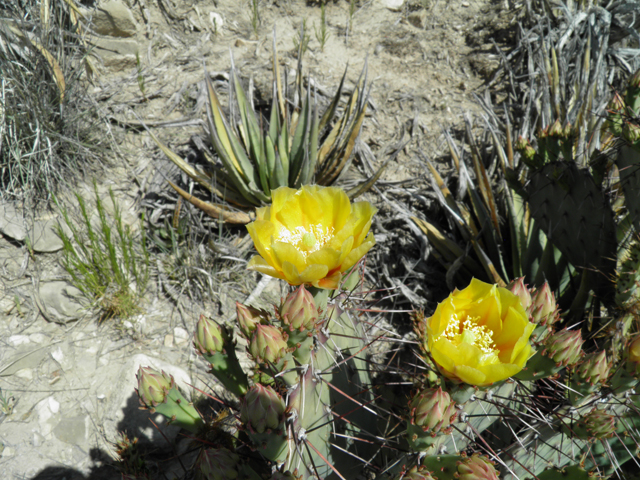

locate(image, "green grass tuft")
(55, 183), (150, 321)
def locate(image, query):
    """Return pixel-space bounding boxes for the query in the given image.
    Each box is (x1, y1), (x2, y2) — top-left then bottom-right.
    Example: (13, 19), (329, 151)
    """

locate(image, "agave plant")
(150, 29), (384, 224)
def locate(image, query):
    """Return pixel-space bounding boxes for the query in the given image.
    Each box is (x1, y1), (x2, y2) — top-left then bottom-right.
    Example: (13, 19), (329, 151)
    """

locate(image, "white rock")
(173, 327), (190, 345)
(8, 335), (30, 346)
(209, 12), (224, 30)
(39, 281), (86, 324)
(0, 202), (26, 241)
(381, 0), (404, 11)
(15, 369), (33, 380)
(29, 333), (48, 344)
(51, 346), (65, 364)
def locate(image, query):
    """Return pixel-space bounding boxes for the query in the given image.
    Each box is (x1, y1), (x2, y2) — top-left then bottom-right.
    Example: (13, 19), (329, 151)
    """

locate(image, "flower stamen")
(277, 224), (334, 258)
(443, 315), (497, 354)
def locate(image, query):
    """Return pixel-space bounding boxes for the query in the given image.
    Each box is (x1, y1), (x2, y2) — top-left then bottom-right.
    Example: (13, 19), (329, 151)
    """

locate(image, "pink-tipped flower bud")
(457, 454), (500, 480)
(395, 465), (435, 480)
(408, 387), (457, 436)
(236, 302), (269, 337)
(623, 121), (640, 143)
(575, 350), (611, 385)
(198, 447), (239, 480)
(280, 285), (319, 331)
(507, 277), (532, 311)
(548, 119), (563, 137)
(249, 324), (288, 364)
(529, 282), (559, 325)
(544, 328), (583, 367)
(582, 409), (616, 439)
(135, 366), (174, 409)
(240, 384), (286, 434)
(194, 315), (227, 356)
(608, 92), (626, 112)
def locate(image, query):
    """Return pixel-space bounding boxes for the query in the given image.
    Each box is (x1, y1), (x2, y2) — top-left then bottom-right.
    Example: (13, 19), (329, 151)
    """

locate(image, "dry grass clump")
(0, 1), (106, 204)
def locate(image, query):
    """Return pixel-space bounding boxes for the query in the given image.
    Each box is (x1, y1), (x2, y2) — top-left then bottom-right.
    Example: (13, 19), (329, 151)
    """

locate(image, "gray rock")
(28, 217), (69, 253)
(53, 415), (89, 445)
(38, 281), (86, 324)
(0, 202), (26, 242)
(88, 0), (138, 37)
(90, 36), (139, 70)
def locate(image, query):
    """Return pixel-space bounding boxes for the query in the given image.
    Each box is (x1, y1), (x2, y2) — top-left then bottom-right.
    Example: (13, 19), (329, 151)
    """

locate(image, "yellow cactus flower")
(246, 185), (377, 289)
(425, 278), (535, 386)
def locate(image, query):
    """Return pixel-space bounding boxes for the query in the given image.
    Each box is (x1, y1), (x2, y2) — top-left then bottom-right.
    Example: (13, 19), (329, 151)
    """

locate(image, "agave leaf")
(168, 181), (254, 224)
(231, 64), (269, 195)
(301, 94), (319, 185)
(318, 66), (348, 133)
(205, 73), (247, 180)
(289, 83), (312, 186)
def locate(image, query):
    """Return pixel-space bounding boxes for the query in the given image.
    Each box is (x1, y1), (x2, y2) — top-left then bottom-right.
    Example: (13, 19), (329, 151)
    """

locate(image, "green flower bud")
(395, 465), (435, 480)
(543, 328), (583, 367)
(236, 302), (269, 338)
(623, 121), (640, 143)
(548, 119), (563, 137)
(574, 350), (611, 385)
(249, 324), (288, 364)
(408, 387), (457, 436)
(198, 447), (239, 480)
(240, 384), (286, 434)
(135, 366), (173, 409)
(529, 282), (559, 325)
(280, 285), (319, 331)
(577, 409), (616, 439)
(194, 315), (226, 356)
(457, 454), (499, 480)
(507, 277), (532, 311)
(608, 92), (626, 112)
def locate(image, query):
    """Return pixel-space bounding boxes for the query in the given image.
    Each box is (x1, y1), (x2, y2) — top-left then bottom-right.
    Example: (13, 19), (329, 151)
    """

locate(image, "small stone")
(407, 10), (427, 29)
(0, 202), (26, 241)
(39, 281), (86, 324)
(461, 1), (470, 6)
(29, 333), (48, 344)
(86, 0), (137, 37)
(381, 0), (404, 12)
(15, 369), (33, 380)
(51, 346), (65, 364)
(28, 217), (68, 253)
(173, 327), (189, 345)
(89, 36), (139, 70)
(8, 335), (30, 346)
(53, 415), (88, 445)
(209, 12), (224, 29)
(164, 334), (174, 347)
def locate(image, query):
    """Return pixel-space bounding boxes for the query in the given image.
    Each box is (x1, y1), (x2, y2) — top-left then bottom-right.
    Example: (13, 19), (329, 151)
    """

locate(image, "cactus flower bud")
(529, 282), (559, 325)
(408, 387), (457, 435)
(249, 324), (288, 364)
(629, 335), (640, 363)
(136, 366), (173, 409)
(194, 315), (226, 356)
(395, 465), (435, 480)
(544, 328), (583, 367)
(240, 384), (286, 434)
(236, 302), (269, 337)
(608, 92), (626, 112)
(280, 285), (319, 331)
(507, 277), (532, 311)
(574, 409), (617, 440)
(457, 454), (500, 480)
(548, 119), (563, 137)
(198, 448), (239, 480)
(630, 69), (640, 89)
(623, 121), (640, 144)
(575, 350), (611, 385)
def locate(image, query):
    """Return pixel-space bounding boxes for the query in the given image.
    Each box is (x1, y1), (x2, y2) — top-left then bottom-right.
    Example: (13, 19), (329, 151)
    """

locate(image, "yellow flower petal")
(245, 186), (377, 289)
(426, 278), (535, 386)
(247, 256), (287, 281)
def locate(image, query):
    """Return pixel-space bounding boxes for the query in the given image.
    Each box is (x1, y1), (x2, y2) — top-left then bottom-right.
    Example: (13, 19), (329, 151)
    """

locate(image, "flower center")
(443, 315), (497, 354)
(277, 224), (334, 258)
